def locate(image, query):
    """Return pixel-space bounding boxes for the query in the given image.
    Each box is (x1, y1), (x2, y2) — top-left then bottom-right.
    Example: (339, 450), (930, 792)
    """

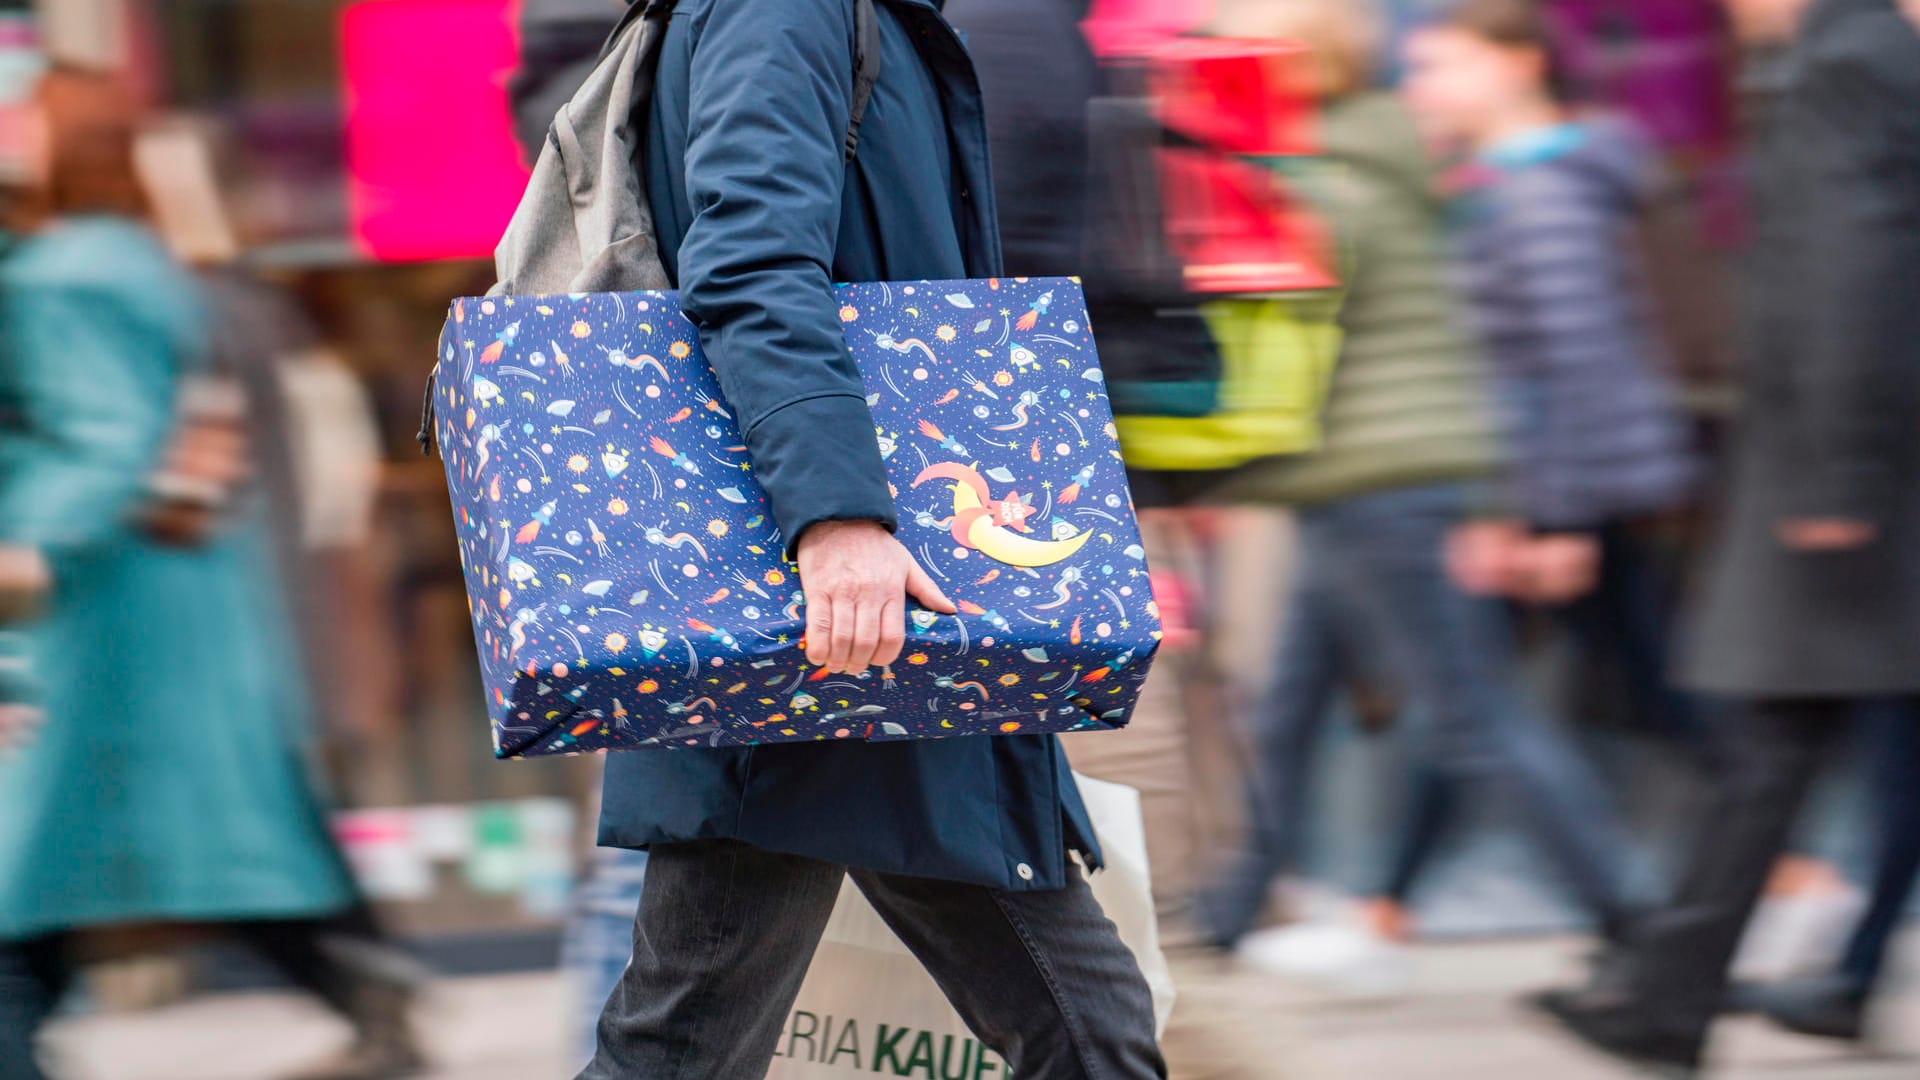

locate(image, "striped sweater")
(1449, 117), (1695, 530)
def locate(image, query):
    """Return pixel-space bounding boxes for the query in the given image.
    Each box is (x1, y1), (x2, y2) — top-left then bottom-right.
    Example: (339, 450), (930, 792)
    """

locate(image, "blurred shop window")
(33, 0), (124, 68)
(341, 0), (528, 262)
(282, 352), (383, 551)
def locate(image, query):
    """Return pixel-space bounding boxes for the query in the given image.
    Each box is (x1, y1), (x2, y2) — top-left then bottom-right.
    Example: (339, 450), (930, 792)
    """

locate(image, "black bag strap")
(847, 0), (881, 161)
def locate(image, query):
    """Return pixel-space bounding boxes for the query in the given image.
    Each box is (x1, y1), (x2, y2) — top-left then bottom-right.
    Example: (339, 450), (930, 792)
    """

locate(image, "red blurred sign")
(342, 0), (528, 263)
(1083, 0), (1213, 58)
(1149, 38), (1335, 294)
(1150, 38), (1318, 157)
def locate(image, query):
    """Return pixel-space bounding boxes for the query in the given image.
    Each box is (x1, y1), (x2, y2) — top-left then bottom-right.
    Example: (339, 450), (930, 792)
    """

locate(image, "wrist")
(796, 518), (891, 550)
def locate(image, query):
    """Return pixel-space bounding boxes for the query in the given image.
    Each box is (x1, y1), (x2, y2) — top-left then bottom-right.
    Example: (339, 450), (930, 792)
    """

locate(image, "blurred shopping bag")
(765, 775), (1174, 1078)
(429, 278), (1161, 758)
(1083, 35), (1347, 476)
(1149, 36), (1336, 297)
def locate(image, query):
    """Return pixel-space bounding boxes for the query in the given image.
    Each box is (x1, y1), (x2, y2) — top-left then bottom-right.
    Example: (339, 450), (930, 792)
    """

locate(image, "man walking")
(1533, 0), (1920, 1072)
(576, 2), (1166, 1077)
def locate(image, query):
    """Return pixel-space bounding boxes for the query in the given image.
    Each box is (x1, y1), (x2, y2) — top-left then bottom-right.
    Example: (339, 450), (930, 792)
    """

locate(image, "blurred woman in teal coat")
(0, 66), (420, 1080)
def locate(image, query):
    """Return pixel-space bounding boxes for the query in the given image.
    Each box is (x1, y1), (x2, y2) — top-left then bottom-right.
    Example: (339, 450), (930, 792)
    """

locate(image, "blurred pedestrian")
(1194, 0), (1639, 986)
(0, 66), (421, 1080)
(1738, 701), (1920, 1040)
(1402, 0), (1698, 741)
(1533, 0), (1920, 1071)
(943, 0), (1096, 278)
(569, 3), (1165, 1077)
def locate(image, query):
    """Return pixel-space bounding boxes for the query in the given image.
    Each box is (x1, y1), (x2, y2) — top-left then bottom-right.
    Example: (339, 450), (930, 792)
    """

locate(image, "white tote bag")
(765, 775), (1175, 1079)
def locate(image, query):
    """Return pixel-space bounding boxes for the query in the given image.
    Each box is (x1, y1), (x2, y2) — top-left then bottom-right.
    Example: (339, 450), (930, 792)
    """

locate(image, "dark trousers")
(1384, 522), (1709, 904)
(1840, 701), (1920, 992)
(1620, 697), (1917, 1048)
(1559, 523), (1705, 749)
(1198, 485), (1634, 946)
(579, 840), (1167, 1080)
(0, 905), (390, 1080)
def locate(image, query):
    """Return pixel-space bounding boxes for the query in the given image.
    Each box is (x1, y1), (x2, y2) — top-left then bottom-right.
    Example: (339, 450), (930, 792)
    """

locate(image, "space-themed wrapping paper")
(432, 277), (1161, 758)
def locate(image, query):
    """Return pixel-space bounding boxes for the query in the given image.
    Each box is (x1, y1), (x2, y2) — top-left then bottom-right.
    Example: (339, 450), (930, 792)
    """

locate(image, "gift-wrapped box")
(431, 277), (1160, 758)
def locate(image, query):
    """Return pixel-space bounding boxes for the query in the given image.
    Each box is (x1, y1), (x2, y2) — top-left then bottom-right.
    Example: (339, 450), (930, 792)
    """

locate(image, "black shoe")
(1526, 986), (1704, 1078)
(1744, 975), (1868, 1043)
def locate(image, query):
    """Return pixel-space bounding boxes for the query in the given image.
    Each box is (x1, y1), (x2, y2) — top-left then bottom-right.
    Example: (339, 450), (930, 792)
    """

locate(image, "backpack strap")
(846, 0), (881, 161)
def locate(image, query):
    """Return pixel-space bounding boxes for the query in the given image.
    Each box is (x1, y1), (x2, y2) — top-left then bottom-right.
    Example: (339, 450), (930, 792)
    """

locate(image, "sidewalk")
(44, 933), (1918, 1079)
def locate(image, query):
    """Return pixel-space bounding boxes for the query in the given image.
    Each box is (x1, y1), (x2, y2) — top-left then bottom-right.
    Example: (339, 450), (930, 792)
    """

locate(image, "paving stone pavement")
(42, 932), (1918, 1080)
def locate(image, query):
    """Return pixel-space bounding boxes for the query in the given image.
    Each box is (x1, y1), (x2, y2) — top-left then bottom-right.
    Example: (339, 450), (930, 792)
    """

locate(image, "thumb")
(905, 561), (958, 615)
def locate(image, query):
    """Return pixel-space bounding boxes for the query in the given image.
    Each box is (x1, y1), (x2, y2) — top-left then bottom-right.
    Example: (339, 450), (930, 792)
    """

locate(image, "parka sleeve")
(1496, 181), (1656, 532)
(675, 0), (895, 557)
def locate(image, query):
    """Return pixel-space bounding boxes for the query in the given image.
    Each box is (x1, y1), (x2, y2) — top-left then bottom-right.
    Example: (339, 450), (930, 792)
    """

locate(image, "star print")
(986, 490), (1037, 530)
(1049, 619), (1061, 629)
(1079, 439), (1090, 448)
(1041, 480), (1053, 490)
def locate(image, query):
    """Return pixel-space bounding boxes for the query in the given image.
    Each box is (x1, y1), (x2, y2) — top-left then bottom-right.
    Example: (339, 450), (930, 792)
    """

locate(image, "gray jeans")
(579, 840), (1166, 1080)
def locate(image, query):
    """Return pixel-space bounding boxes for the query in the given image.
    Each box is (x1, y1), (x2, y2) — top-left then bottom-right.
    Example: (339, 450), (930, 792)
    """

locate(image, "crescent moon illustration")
(913, 464), (1093, 569)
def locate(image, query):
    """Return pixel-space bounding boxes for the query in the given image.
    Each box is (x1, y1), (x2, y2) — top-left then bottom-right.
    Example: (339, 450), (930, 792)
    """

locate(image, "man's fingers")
(828, 594), (857, 674)
(805, 590), (831, 667)
(906, 563), (957, 614)
(875, 594), (906, 668)
(848, 589), (883, 673)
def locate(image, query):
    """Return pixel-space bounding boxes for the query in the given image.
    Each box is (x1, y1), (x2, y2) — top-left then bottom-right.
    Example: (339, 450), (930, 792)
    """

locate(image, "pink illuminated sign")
(342, 0), (529, 262)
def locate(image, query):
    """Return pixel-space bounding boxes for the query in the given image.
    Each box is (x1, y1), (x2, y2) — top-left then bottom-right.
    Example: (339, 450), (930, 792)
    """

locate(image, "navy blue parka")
(597, 0), (1101, 890)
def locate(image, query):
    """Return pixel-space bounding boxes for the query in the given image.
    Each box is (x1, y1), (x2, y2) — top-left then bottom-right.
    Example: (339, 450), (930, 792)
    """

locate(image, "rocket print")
(432, 278), (1159, 758)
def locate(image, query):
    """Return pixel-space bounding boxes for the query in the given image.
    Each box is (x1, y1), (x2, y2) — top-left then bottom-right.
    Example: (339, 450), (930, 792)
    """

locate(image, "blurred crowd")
(1, 0), (1919, 1077)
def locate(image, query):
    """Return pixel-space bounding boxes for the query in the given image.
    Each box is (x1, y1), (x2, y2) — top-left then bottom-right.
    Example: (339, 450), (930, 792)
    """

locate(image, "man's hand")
(0, 703), (42, 757)
(1777, 518), (1878, 552)
(1446, 519), (1529, 597)
(0, 545), (49, 624)
(798, 521), (957, 674)
(1521, 533), (1601, 605)
(143, 416), (252, 547)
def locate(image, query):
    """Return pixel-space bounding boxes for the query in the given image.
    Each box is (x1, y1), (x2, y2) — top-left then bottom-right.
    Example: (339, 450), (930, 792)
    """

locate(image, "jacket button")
(1015, 862), (1034, 881)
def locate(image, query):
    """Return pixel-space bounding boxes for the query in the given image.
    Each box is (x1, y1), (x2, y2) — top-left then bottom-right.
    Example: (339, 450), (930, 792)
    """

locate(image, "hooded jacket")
(594, 0), (1101, 893)
(1451, 115), (1695, 531)
(1217, 92), (1502, 507)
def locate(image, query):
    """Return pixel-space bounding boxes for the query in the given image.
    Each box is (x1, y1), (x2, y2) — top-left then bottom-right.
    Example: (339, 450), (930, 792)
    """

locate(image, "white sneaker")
(1236, 921), (1411, 999)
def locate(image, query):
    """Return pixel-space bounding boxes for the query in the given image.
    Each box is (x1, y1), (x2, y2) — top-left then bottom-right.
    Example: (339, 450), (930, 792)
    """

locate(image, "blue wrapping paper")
(432, 277), (1159, 757)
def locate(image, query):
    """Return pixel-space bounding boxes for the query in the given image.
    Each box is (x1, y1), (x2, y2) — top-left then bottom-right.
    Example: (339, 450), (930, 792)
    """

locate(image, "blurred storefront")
(20, 0), (1772, 970)
(32, 0), (595, 957)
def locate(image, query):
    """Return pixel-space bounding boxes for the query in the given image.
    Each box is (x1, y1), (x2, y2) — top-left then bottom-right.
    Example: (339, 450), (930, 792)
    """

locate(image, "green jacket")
(0, 218), (353, 939)
(1216, 93), (1502, 506)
